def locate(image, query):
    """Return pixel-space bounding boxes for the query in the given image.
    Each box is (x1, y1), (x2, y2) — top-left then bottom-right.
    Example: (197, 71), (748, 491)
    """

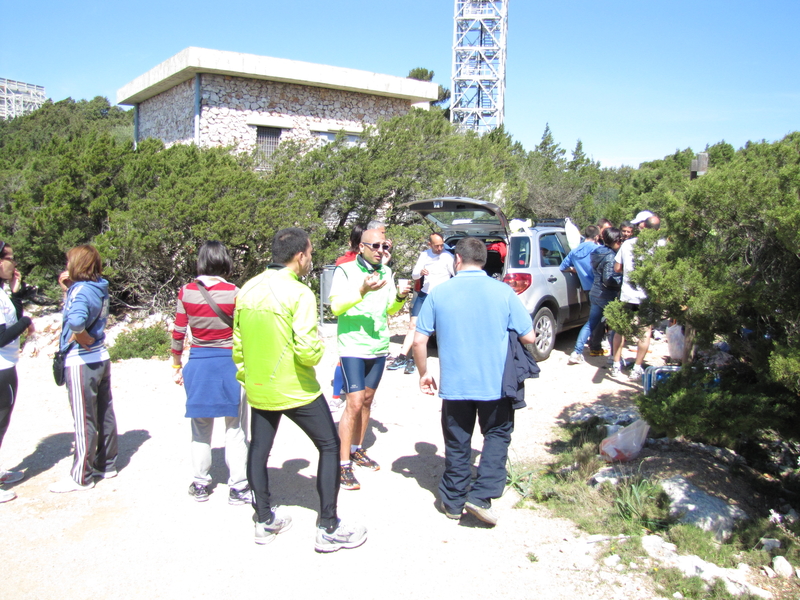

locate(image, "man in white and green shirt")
(329, 228), (411, 490)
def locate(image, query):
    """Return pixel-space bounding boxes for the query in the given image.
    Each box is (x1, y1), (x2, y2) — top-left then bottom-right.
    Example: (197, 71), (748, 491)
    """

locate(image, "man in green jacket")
(329, 228), (411, 490)
(233, 227), (366, 553)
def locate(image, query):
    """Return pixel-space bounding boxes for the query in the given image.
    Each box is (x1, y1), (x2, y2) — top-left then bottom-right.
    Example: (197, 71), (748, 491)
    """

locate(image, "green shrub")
(109, 325), (171, 361)
(636, 364), (800, 446)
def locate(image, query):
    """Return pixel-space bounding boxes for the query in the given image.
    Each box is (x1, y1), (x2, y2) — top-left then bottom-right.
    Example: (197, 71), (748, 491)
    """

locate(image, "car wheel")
(528, 306), (555, 361)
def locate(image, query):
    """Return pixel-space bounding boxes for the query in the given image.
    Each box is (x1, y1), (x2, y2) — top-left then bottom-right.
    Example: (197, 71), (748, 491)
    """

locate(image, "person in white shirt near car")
(389, 233), (455, 374)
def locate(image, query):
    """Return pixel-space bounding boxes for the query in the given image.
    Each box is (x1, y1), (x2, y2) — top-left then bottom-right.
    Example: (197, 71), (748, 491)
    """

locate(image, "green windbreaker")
(233, 267), (323, 410)
(329, 258), (405, 358)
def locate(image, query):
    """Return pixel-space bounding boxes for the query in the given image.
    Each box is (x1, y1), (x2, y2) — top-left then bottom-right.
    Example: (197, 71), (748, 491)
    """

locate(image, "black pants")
(0, 366), (18, 449)
(248, 395), (340, 529)
(439, 398), (514, 512)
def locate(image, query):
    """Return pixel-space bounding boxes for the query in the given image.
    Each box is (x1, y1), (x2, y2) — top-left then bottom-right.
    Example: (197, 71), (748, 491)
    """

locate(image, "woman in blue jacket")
(50, 245), (118, 493)
(567, 228), (623, 365)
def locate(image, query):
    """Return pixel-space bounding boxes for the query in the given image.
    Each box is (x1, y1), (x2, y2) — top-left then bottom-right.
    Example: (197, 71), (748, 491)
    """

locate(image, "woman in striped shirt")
(172, 241), (250, 505)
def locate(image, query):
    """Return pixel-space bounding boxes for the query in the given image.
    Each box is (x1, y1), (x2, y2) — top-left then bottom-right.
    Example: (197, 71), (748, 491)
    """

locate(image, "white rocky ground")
(0, 319), (761, 600)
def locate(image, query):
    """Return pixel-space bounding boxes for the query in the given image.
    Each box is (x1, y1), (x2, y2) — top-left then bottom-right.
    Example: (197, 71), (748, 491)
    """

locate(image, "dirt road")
(1, 326), (658, 600)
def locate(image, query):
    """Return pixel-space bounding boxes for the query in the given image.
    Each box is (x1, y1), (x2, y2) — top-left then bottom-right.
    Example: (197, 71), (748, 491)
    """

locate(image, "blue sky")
(2, 0), (797, 167)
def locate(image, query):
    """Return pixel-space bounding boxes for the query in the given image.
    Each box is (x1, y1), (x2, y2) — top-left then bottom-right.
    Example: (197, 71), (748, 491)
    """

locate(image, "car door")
(536, 232), (572, 325)
(556, 231), (590, 322)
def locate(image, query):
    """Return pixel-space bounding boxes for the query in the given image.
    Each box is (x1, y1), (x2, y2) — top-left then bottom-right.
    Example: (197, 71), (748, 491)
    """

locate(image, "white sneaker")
(0, 488), (16, 503)
(567, 352), (585, 365)
(0, 470), (23, 484)
(610, 360), (624, 377)
(629, 365), (645, 383)
(49, 478), (95, 493)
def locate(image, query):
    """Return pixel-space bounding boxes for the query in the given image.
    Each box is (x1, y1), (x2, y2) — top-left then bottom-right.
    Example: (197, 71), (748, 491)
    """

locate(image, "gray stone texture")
(660, 476), (749, 541)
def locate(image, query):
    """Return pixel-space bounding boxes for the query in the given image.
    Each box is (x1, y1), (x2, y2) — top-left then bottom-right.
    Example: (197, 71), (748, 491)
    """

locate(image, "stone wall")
(138, 79), (194, 146)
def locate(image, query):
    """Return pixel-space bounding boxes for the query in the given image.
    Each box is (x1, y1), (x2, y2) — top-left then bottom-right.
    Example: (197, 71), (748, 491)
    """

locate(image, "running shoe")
(629, 364), (645, 383)
(340, 464), (361, 490)
(387, 356), (407, 371)
(315, 520), (367, 553)
(567, 352), (585, 365)
(464, 501), (498, 526)
(188, 482), (210, 502)
(0, 470), (23, 484)
(350, 449), (380, 471)
(589, 349), (607, 356)
(254, 509), (292, 545)
(403, 358), (416, 374)
(229, 485), (253, 505)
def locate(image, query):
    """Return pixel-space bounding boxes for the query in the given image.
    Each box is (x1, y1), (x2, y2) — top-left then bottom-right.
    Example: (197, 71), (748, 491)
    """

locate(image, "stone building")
(116, 47), (439, 164)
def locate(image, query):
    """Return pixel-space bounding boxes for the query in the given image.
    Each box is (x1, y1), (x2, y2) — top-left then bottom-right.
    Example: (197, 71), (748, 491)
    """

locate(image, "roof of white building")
(117, 47), (439, 106)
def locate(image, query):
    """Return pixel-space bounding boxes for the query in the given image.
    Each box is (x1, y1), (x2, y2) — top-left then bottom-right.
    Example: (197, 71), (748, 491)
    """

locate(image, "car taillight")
(503, 273), (531, 294)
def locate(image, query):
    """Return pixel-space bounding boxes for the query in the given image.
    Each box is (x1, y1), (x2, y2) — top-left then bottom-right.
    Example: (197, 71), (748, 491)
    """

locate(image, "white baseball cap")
(631, 210), (654, 224)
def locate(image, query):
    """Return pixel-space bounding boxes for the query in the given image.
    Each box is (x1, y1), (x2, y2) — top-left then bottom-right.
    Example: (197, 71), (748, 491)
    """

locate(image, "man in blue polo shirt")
(412, 237), (535, 526)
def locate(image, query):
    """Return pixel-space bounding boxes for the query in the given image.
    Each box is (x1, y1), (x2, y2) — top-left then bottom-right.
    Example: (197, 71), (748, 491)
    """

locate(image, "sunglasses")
(361, 242), (391, 251)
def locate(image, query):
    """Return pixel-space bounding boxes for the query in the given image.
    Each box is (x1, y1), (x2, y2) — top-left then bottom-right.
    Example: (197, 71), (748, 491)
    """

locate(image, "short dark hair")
(67, 245), (103, 282)
(602, 227), (622, 247)
(644, 215), (661, 230)
(272, 228), (310, 265)
(348, 225), (364, 252)
(454, 237), (486, 267)
(196, 241), (232, 278)
(583, 225), (600, 239)
(430, 232), (444, 243)
(598, 218), (613, 228)
(620, 220), (633, 229)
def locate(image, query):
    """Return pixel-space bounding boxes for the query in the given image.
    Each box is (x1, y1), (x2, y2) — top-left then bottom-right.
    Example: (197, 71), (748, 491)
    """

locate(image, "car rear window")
(508, 236), (531, 268)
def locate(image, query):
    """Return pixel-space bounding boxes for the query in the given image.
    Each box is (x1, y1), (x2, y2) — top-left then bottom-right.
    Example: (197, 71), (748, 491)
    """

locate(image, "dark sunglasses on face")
(362, 242), (391, 251)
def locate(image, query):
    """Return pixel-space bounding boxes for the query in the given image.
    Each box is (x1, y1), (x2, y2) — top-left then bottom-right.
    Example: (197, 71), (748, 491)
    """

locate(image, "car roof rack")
(534, 218), (567, 228)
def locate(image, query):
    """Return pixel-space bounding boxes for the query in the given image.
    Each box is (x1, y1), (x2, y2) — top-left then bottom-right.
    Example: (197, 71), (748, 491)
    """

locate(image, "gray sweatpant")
(66, 360), (118, 485)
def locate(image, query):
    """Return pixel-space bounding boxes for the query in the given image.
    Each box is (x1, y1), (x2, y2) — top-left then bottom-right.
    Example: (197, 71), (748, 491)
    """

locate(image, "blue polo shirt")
(416, 269), (533, 400)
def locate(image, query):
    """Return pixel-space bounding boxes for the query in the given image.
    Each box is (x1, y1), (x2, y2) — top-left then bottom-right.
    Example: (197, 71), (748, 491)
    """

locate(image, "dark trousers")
(0, 366), (18, 449)
(439, 398), (514, 512)
(66, 360), (118, 484)
(248, 395), (340, 529)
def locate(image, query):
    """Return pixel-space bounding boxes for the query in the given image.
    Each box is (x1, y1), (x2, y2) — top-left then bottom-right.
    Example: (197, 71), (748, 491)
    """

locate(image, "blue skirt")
(183, 347), (241, 419)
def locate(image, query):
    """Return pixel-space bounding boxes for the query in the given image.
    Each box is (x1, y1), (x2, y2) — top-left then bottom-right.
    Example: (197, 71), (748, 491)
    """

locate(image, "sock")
(397, 353), (406, 360)
(340, 460), (350, 467)
(351, 445), (360, 454)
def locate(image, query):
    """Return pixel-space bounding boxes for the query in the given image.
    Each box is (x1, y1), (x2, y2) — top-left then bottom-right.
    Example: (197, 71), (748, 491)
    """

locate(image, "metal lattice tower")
(0, 78), (46, 120)
(450, 0), (508, 134)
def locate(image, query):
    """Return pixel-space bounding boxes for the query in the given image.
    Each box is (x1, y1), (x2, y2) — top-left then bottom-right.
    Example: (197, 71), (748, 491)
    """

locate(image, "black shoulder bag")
(195, 280), (234, 328)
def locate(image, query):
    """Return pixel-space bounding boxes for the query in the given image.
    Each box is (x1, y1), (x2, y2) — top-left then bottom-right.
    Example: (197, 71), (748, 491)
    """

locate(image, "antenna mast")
(450, 0), (508, 134)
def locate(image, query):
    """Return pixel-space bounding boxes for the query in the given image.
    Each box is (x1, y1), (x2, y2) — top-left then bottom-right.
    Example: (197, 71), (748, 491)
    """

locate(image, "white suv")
(403, 197), (588, 360)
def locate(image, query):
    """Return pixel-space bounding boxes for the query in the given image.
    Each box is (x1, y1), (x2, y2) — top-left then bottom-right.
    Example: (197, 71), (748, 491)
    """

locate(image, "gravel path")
(1, 325), (662, 600)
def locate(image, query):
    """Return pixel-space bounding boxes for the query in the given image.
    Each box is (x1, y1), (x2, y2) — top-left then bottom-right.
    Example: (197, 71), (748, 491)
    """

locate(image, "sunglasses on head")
(362, 242), (391, 251)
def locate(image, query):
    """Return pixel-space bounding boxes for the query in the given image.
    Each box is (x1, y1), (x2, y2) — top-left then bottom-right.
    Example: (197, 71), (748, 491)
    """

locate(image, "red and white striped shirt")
(171, 276), (238, 354)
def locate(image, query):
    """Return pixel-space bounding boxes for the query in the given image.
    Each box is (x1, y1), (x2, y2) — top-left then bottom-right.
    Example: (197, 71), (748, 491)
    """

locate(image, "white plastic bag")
(564, 217), (582, 250)
(666, 324), (685, 361)
(599, 419), (650, 462)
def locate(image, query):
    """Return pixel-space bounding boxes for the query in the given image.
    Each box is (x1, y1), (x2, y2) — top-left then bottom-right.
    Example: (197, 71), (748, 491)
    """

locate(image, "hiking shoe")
(589, 348), (607, 356)
(387, 356), (407, 370)
(340, 464), (361, 490)
(0, 470), (23, 484)
(629, 364), (645, 383)
(0, 487), (16, 503)
(567, 351), (585, 365)
(315, 520), (367, 553)
(50, 478), (95, 493)
(350, 449), (380, 471)
(188, 482), (210, 502)
(403, 358), (416, 374)
(229, 485), (253, 506)
(437, 499), (462, 520)
(254, 509), (293, 545)
(465, 501), (498, 526)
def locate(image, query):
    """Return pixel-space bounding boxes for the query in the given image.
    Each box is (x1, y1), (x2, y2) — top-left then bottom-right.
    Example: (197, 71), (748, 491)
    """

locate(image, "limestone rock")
(659, 476), (749, 541)
(772, 556), (793, 578)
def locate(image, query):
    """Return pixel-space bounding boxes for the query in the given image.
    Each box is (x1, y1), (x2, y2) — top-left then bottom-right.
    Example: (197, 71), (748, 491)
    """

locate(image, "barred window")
(256, 127), (281, 168)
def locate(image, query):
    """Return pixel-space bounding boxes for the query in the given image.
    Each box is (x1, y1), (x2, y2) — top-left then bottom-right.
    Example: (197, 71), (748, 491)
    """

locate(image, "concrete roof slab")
(117, 47), (439, 106)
